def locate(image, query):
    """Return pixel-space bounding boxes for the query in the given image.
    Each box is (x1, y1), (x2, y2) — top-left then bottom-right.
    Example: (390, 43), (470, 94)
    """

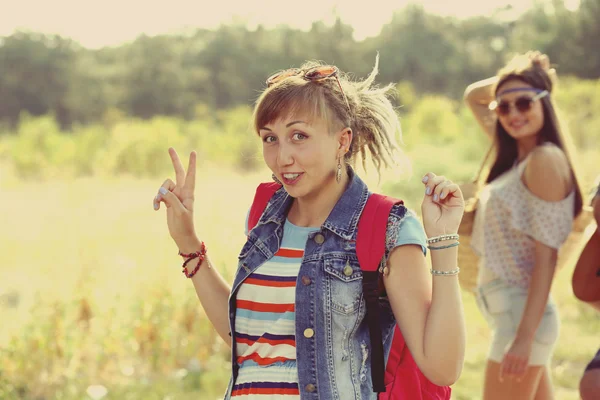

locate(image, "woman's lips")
(281, 173), (303, 185)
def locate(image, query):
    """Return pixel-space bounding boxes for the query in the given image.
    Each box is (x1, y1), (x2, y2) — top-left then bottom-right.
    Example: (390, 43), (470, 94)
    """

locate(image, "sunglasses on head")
(266, 65), (351, 112)
(489, 89), (549, 116)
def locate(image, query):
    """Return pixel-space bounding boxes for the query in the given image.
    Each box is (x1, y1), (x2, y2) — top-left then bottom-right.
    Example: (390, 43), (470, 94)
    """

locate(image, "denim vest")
(224, 169), (407, 400)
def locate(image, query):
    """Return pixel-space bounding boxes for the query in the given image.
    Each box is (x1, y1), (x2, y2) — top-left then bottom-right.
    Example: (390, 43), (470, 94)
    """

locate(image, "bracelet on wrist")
(430, 267), (460, 276)
(427, 234), (459, 244)
(428, 241), (460, 250)
(178, 241), (207, 278)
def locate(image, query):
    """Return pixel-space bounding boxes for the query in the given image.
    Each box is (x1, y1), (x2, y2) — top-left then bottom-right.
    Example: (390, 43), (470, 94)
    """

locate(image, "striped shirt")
(232, 220), (317, 398)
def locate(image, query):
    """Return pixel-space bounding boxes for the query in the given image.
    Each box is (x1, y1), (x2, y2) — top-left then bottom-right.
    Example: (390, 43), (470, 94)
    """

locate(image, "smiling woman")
(464, 51), (585, 400)
(153, 55), (467, 400)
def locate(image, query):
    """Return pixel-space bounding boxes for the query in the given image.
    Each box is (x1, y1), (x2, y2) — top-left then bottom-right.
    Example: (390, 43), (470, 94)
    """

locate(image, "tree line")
(0, 0), (598, 131)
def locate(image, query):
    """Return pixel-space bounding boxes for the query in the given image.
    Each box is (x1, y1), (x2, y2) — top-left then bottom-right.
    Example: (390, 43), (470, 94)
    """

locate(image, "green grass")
(0, 163), (597, 400)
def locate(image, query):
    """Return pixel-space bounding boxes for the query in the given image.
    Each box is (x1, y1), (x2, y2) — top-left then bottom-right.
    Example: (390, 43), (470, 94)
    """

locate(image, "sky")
(0, 0), (581, 49)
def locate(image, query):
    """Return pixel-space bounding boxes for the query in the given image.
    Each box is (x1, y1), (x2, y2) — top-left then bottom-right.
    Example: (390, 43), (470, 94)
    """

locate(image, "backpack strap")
(247, 182), (282, 232)
(356, 193), (403, 394)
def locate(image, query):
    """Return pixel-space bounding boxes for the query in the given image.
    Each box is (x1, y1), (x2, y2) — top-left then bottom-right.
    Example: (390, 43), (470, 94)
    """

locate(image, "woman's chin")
(508, 129), (538, 141)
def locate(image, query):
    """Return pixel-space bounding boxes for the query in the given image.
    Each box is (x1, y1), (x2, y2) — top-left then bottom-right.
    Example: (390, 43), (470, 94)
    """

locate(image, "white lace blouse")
(471, 146), (575, 289)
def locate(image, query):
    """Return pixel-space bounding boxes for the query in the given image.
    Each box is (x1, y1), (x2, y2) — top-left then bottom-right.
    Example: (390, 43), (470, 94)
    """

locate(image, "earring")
(336, 157), (342, 183)
(272, 174), (282, 185)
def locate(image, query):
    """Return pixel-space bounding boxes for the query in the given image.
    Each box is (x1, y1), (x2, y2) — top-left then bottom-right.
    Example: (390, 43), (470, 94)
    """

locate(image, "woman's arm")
(572, 191), (600, 311)
(155, 148), (233, 346)
(384, 243), (465, 386)
(463, 76), (497, 138)
(179, 239), (233, 345)
(383, 173), (467, 386)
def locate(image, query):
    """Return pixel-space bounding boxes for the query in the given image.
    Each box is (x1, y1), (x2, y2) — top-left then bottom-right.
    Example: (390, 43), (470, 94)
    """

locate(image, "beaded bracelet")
(428, 241), (460, 250)
(430, 267), (460, 276)
(427, 234), (459, 244)
(178, 242), (207, 278)
(183, 257), (203, 278)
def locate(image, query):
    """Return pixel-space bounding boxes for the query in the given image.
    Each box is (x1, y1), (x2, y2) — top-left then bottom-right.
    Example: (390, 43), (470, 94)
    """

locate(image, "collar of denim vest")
(258, 166), (369, 241)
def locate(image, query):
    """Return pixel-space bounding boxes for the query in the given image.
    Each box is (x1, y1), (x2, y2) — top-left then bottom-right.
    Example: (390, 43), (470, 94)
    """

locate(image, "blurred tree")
(576, 0), (600, 78)
(0, 32), (76, 130)
(368, 6), (467, 96)
(123, 35), (190, 119)
(0, 1), (598, 129)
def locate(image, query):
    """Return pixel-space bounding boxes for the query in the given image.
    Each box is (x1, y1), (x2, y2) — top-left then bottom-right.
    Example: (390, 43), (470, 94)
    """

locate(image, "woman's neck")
(516, 135), (539, 162)
(287, 169), (350, 228)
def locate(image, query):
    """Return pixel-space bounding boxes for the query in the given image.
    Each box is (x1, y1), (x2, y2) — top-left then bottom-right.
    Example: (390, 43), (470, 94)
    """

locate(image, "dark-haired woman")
(464, 52), (584, 400)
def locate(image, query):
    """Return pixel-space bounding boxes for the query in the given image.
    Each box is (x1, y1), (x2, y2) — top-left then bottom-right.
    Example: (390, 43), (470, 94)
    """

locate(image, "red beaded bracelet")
(178, 242), (207, 278)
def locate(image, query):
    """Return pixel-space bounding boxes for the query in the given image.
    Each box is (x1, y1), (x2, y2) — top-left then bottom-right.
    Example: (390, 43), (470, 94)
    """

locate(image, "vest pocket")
(324, 258), (363, 315)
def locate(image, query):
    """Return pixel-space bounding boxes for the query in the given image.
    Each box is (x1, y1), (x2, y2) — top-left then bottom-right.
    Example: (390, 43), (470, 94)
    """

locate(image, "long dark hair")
(485, 54), (583, 217)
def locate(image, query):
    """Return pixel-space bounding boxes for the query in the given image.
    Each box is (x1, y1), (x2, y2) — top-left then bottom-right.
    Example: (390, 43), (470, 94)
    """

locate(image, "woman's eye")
(263, 135), (276, 143)
(292, 132), (307, 141)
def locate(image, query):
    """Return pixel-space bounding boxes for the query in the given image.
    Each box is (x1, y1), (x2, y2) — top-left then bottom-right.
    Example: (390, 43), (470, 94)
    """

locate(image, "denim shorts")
(475, 279), (560, 366)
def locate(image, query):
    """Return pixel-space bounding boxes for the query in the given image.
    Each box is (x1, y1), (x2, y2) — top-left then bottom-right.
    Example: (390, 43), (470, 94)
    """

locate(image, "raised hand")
(153, 148), (199, 251)
(421, 173), (465, 237)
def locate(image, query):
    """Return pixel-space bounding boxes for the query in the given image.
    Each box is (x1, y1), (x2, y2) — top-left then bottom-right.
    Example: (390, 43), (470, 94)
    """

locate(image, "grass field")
(0, 161), (598, 400)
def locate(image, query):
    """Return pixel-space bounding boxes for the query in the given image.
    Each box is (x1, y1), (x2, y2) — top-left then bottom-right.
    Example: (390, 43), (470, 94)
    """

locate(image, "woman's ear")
(337, 128), (352, 154)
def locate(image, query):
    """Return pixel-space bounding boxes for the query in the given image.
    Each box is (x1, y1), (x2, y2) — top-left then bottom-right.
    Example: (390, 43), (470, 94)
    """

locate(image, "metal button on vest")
(343, 265), (353, 277)
(301, 276), (312, 286)
(303, 328), (314, 338)
(305, 384), (316, 393)
(314, 233), (325, 244)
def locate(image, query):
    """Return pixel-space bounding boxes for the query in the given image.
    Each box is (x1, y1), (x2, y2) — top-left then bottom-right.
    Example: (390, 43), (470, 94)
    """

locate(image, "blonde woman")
(154, 58), (466, 398)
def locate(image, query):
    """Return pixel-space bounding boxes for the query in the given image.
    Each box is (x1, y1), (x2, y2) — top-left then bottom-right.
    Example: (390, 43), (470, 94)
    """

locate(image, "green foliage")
(554, 76), (600, 149)
(102, 117), (187, 177)
(2, 1), (600, 128)
(1, 108), (263, 179)
(1, 77), (598, 183)
(10, 114), (76, 179)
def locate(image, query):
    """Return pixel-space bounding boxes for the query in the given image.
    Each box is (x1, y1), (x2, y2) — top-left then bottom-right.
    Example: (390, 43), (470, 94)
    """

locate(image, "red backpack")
(247, 182), (451, 400)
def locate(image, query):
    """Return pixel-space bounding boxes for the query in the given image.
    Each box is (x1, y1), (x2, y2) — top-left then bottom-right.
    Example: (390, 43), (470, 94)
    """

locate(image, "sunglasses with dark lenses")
(489, 90), (549, 116)
(266, 65), (351, 112)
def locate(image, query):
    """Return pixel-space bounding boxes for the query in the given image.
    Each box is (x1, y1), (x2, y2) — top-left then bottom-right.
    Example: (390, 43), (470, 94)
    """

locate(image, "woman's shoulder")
(522, 142), (573, 202)
(528, 142), (569, 166)
(525, 142), (571, 173)
(386, 204), (427, 255)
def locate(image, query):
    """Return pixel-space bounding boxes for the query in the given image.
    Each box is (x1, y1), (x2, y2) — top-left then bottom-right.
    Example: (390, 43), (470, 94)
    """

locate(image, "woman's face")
(259, 114), (349, 199)
(495, 80), (546, 141)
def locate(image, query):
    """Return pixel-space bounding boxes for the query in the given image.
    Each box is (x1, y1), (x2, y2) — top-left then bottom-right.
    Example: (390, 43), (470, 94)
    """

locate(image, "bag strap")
(356, 193), (402, 271)
(357, 193), (403, 393)
(248, 182), (282, 232)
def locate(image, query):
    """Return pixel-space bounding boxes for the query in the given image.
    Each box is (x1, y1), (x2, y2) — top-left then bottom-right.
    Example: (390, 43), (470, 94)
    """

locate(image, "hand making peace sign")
(153, 148), (199, 251)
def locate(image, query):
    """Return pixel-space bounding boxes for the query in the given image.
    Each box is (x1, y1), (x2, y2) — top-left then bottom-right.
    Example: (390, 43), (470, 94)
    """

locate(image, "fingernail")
(441, 192), (447, 199)
(425, 186), (431, 195)
(159, 187), (168, 195)
(154, 203), (159, 210)
(422, 175), (429, 183)
(433, 193), (439, 201)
